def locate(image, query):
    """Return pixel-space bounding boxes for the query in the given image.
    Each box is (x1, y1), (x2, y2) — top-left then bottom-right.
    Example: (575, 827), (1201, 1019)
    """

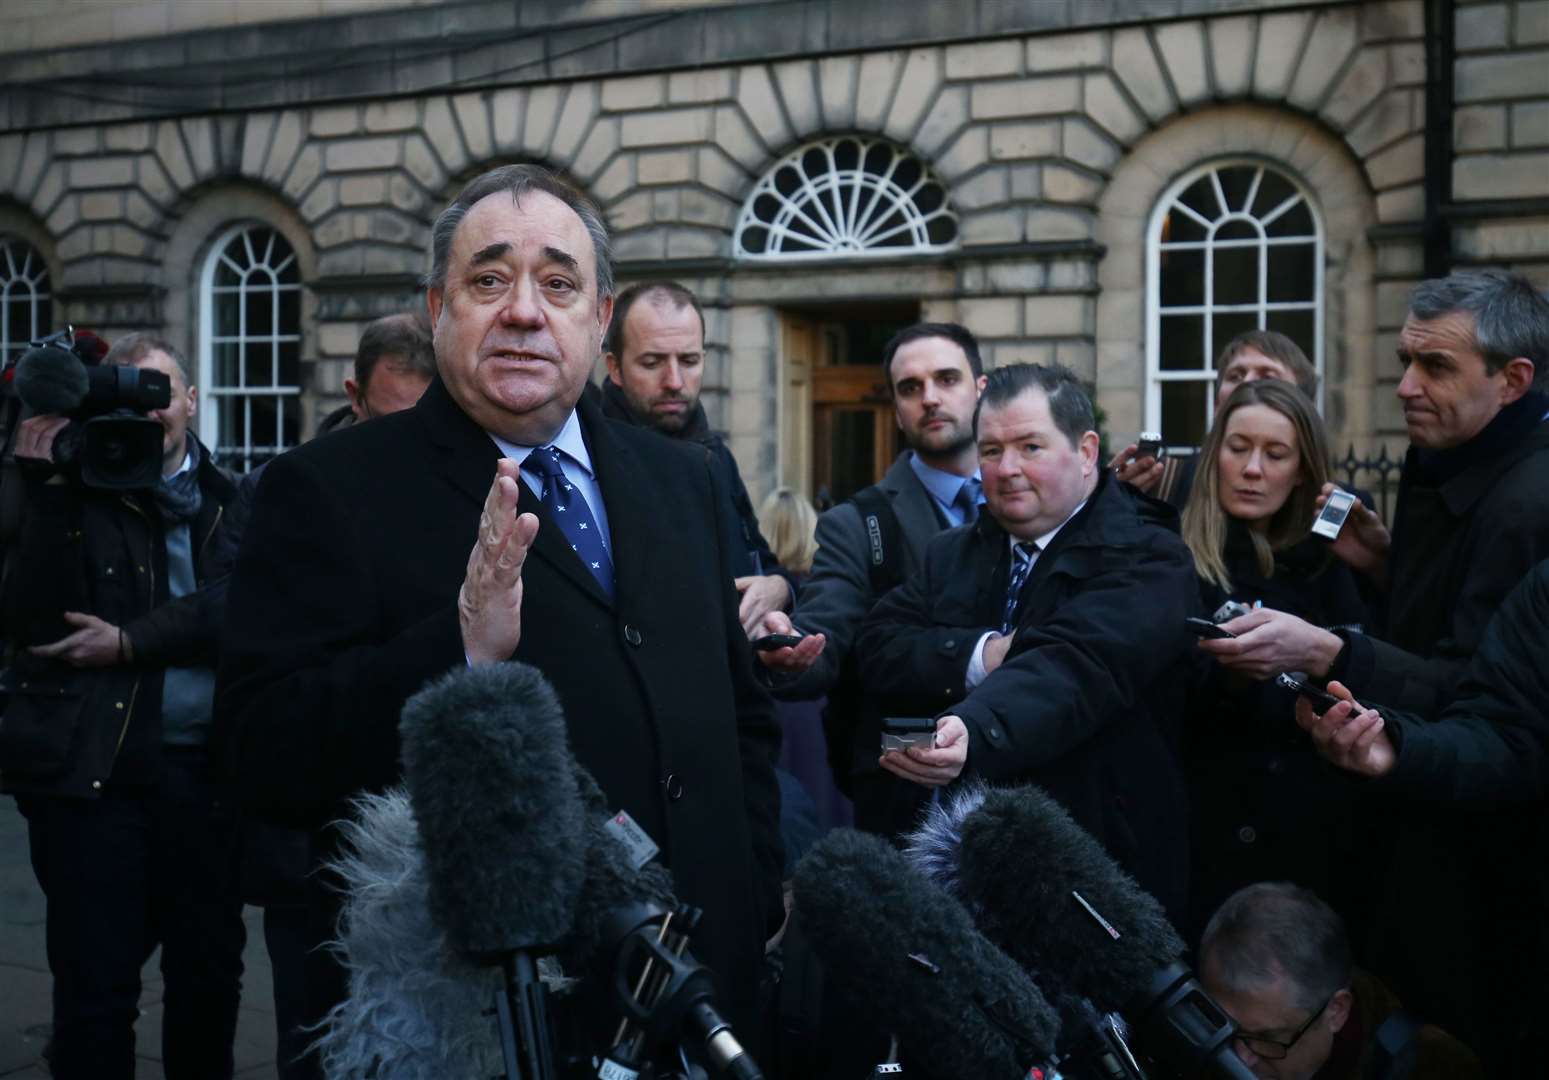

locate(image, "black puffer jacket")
(0, 445), (234, 798)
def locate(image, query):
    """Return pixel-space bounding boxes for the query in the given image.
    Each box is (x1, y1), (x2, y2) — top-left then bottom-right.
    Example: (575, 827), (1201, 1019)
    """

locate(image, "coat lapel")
(578, 393), (649, 605)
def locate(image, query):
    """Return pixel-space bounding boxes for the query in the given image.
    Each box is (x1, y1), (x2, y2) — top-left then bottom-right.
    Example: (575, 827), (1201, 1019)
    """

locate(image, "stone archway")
(1093, 104), (1379, 449)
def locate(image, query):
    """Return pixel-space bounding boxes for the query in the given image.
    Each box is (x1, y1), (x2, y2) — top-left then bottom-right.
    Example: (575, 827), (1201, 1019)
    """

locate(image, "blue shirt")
(907, 452), (983, 527)
(489, 408), (613, 552)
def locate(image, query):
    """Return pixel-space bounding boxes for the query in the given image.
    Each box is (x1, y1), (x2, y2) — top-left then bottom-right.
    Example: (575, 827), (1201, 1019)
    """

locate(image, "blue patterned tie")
(954, 477), (983, 524)
(521, 446), (614, 600)
(1001, 541), (1037, 634)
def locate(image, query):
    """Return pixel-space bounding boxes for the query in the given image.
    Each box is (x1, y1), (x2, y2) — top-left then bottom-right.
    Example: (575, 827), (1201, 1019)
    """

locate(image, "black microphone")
(564, 764), (764, 1080)
(909, 784), (1254, 1080)
(13, 345), (90, 414)
(400, 663), (588, 1080)
(792, 828), (1061, 1080)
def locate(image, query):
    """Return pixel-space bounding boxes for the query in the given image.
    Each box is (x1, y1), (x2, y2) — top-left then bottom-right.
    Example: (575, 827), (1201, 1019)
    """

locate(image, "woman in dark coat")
(1180, 380), (1367, 940)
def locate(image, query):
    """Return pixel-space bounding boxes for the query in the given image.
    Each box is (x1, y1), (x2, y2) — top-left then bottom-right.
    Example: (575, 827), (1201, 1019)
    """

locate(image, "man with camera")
(0, 333), (243, 1079)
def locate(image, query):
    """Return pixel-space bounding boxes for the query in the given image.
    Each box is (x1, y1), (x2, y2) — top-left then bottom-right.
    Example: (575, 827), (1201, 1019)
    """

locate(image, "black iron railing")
(1331, 444), (1404, 524)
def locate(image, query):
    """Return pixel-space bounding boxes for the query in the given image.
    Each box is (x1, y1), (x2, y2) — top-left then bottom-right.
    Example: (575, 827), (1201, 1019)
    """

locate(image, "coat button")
(664, 774), (684, 801)
(1237, 825), (1257, 844)
(624, 625), (643, 647)
(91, 780), (102, 791)
(115, 701), (125, 710)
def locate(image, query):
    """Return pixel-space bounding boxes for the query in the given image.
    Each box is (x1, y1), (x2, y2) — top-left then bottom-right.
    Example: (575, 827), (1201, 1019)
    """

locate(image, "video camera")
(3, 327), (171, 489)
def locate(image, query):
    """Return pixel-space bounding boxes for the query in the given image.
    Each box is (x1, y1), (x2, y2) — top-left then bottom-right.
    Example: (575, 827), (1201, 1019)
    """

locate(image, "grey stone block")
(1154, 22), (1209, 106)
(68, 157), (135, 189)
(545, 24), (622, 81)
(1063, 117), (1122, 171)
(979, 0), (1076, 34)
(704, 1), (825, 61)
(1455, 3), (1511, 51)
(1456, 50), (1549, 102)
(617, 11), (709, 72)
(1208, 14), (1256, 98)
(914, 84), (969, 158)
(828, 0), (969, 50)
(1512, 100), (1549, 148)
(1084, 72), (1147, 143)
(1254, 10), (1313, 100)
(855, 51), (906, 132)
(453, 93), (495, 163)
(1111, 28), (1174, 123)
(1454, 104), (1510, 151)
(883, 49), (942, 144)
(1287, 7), (1361, 111)
(264, 112), (305, 186)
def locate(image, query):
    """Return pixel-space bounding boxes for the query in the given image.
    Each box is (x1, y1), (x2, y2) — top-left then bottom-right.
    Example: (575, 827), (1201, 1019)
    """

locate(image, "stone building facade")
(1, 0), (1546, 499)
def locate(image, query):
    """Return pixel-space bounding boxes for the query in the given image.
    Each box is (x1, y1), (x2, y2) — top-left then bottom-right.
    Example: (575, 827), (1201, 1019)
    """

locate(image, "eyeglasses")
(1232, 994), (1332, 1060)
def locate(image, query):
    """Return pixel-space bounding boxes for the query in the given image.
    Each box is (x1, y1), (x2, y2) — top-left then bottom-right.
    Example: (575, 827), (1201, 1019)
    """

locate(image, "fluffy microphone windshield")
(399, 663), (587, 961)
(947, 785), (1185, 1014)
(794, 829), (1059, 1079)
(13, 345), (90, 414)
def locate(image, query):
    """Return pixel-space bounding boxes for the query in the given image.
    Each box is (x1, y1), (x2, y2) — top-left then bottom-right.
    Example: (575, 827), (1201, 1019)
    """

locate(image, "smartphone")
(1134, 432), (1167, 462)
(1275, 672), (1345, 716)
(881, 716), (936, 752)
(751, 633), (804, 652)
(1185, 616), (1236, 639)
(1311, 488), (1358, 541)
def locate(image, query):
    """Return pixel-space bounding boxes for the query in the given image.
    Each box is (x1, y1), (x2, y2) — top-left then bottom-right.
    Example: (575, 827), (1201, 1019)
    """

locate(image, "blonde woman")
(757, 487), (818, 578)
(1179, 380), (1367, 939)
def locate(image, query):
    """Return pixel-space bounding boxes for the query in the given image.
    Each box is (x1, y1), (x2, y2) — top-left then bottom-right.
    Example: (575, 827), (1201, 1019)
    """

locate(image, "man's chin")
(908, 427), (971, 455)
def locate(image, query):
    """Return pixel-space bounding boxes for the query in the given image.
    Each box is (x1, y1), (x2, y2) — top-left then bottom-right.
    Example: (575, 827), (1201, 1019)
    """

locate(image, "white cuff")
(965, 631), (999, 690)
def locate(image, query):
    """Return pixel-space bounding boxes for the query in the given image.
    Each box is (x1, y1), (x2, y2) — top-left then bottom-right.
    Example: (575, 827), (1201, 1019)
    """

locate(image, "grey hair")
(1408, 268), (1549, 389)
(103, 331), (192, 388)
(973, 362), (1096, 448)
(423, 164), (614, 301)
(1199, 882), (1352, 1013)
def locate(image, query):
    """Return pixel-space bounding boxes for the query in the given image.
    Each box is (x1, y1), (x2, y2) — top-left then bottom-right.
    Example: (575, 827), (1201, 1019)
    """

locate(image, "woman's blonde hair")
(1181, 380), (1331, 592)
(757, 487), (819, 575)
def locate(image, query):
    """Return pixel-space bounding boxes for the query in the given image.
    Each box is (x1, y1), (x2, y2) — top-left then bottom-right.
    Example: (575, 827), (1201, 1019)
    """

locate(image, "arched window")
(1146, 160), (1323, 447)
(734, 136), (957, 261)
(198, 223), (302, 471)
(1, 236), (53, 367)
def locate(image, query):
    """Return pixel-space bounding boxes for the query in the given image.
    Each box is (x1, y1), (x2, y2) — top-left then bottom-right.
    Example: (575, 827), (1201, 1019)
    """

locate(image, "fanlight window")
(1, 236), (53, 368)
(734, 137), (958, 261)
(1146, 160), (1323, 448)
(198, 224), (303, 471)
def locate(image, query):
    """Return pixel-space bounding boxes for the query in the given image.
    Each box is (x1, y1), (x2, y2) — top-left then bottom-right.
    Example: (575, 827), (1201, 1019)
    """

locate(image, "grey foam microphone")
(13, 345), (90, 414)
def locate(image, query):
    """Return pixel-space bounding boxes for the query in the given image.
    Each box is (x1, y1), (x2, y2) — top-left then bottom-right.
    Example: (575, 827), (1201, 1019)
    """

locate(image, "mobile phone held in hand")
(881, 716), (936, 752)
(1134, 431), (1167, 462)
(751, 632), (804, 652)
(1275, 672), (1344, 716)
(1311, 488), (1358, 541)
(1185, 616), (1236, 639)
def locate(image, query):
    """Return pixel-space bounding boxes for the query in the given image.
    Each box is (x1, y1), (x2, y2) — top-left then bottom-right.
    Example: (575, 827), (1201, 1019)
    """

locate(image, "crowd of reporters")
(0, 181), (1543, 1080)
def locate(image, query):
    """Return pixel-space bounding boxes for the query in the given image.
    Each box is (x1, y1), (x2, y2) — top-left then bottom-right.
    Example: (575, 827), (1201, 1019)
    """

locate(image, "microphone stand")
(489, 948), (560, 1080)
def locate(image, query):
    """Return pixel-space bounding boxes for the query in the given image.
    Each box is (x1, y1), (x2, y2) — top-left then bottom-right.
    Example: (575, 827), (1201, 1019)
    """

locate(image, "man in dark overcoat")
(853, 362), (1198, 922)
(213, 165), (783, 1073)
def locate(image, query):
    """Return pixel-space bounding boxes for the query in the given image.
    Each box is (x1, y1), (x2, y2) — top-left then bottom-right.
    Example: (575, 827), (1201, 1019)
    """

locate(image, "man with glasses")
(1198, 883), (1481, 1079)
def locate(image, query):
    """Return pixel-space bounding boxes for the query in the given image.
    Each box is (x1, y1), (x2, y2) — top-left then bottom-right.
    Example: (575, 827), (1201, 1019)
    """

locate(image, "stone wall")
(2, 0), (1546, 497)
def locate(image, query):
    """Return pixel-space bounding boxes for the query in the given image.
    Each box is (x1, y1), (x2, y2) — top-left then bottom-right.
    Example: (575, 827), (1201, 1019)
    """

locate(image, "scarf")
(152, 434), (204, 524)
(1409, 389), (1549, 486)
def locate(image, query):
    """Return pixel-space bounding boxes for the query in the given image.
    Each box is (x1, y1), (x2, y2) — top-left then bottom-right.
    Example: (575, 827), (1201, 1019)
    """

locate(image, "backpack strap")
(847, 484), (904, 595)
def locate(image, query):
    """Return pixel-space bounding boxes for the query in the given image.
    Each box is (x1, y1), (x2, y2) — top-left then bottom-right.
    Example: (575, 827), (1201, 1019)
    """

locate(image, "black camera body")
(7, 329), (172, 490)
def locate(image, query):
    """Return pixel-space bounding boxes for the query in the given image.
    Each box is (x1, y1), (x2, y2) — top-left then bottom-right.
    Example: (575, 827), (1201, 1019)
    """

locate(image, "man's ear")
(1326, 987), (1354, 1036)
(604, 353), (623, 387)
(344, 377), (364, 418)
(186, 383), (197, 419)
(426, 287), (443, 328)
(975, 373), (988, 396)
(1499, 357), (1535, 406)
(1080, 429), (1100, 472)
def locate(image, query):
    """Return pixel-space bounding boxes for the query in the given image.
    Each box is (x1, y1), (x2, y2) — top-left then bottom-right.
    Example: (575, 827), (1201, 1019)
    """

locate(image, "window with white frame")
(1, 236), (53, 368)
(1145, 160), (1323, 447)
(199, 224), (302, 471)
(734, 136), (958, 261)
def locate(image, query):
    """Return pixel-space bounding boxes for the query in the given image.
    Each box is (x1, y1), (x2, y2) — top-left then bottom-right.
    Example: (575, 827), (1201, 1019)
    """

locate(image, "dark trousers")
(16, 748), (246, 1080)
(263, 903), (314, 1080)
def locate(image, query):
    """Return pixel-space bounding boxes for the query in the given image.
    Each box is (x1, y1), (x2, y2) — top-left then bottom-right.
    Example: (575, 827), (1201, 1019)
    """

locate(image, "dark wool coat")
(1, 446), (234, 798)
(213, 378), (782, 1028)
(854, 468), (1198, 922)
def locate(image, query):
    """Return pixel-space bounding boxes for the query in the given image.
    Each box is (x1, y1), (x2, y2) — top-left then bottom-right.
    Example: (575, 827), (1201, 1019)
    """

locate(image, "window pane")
(279, 287), (300, 332)
(1159, 313), (1206, 371)
(1160, 209), (1205, 243)
(1216, 219), (1258, 241)
(1266, 199), (1315, 238)
(1159, 247), (1205, 308)
(1161, 380), (1209, 447)
(1216, 166), (1258, 214)
(1214, 311), (1260, 356)
(246, 287), (275, 338)
(246, 341), (279, 388)
(212, 342), (242, 387)
(1213, 245), (1260, 307)
(1267, 242), (1316, 303)
(1176, 175), (1220, 221)
(1266, 309), (1316, 358)
(279, 341), (300, 387)
(215, 292), (241, 337)
(1251, 170), (1298, 218)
